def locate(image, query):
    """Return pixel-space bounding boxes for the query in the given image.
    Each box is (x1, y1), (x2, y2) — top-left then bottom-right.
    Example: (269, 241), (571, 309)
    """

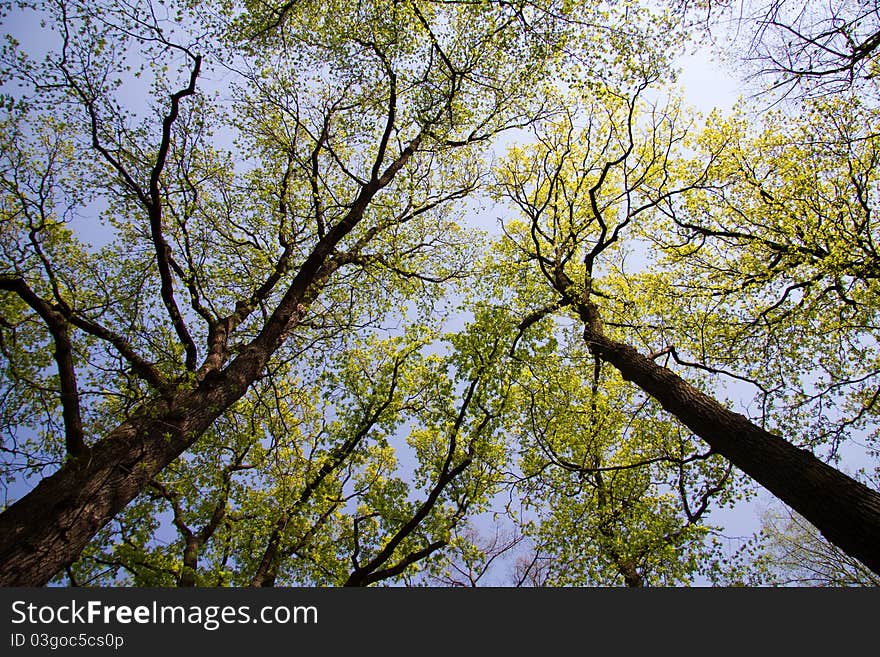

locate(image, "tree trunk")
(0, 242), (339, 586)
(0, 375), (235, 586)
(179, 537), (201, 588)
(583, 320), (880, 576)
(0, 243), (340, 586)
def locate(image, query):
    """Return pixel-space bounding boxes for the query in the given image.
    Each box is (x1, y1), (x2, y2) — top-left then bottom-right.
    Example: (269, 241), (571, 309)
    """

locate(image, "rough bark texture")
(583, 314), (880, 576)
(0, 243), (338, 586)
(0, 250), (332, 585)
(0, 372), (236, 585)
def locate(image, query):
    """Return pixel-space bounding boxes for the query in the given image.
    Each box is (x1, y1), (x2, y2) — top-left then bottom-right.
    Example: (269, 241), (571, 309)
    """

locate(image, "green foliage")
(644, 93), (880, 455)
(2, 0), (878, 587)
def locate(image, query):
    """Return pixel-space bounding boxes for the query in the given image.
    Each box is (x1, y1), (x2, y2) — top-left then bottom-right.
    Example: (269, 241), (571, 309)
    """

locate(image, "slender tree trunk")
(179, 538), (200, 588)
(582, 313), (880, 576)
(619, 562), (644, 588)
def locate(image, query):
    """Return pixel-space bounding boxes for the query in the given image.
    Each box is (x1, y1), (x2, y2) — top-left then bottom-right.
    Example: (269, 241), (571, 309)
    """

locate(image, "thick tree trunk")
(0, 246), (338, 586)
(584, 320), (880, 576)
(0, 376), (234, 586)
(0, 250), (332, 586)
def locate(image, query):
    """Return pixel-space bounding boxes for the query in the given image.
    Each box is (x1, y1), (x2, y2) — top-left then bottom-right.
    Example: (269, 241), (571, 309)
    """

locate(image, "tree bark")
(0, 231), (344, 586)
(0, 368), (238, 585)
(581, 308), (880, 576)
(0, 240), (337, 586)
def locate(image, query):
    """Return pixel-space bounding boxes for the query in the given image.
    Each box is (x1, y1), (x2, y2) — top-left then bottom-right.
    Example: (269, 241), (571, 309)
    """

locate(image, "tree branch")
(0, 276), (86, 457)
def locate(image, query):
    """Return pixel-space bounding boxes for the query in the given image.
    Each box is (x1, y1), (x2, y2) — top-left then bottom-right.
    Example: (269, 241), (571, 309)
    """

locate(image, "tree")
(0, 0), (586, 585)
(753, 501), (880, 586)
(682, 0), (880, 97)
(451, 233), (739, 586)
(63, 325), (519, 586)
(512, 350), (735, 587)
(1, 0), (694, 586)
(490, 80), (880, 576)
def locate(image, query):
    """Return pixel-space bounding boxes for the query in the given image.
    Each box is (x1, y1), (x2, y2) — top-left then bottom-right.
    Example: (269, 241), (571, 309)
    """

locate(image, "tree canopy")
(0, 0), (878, 587)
